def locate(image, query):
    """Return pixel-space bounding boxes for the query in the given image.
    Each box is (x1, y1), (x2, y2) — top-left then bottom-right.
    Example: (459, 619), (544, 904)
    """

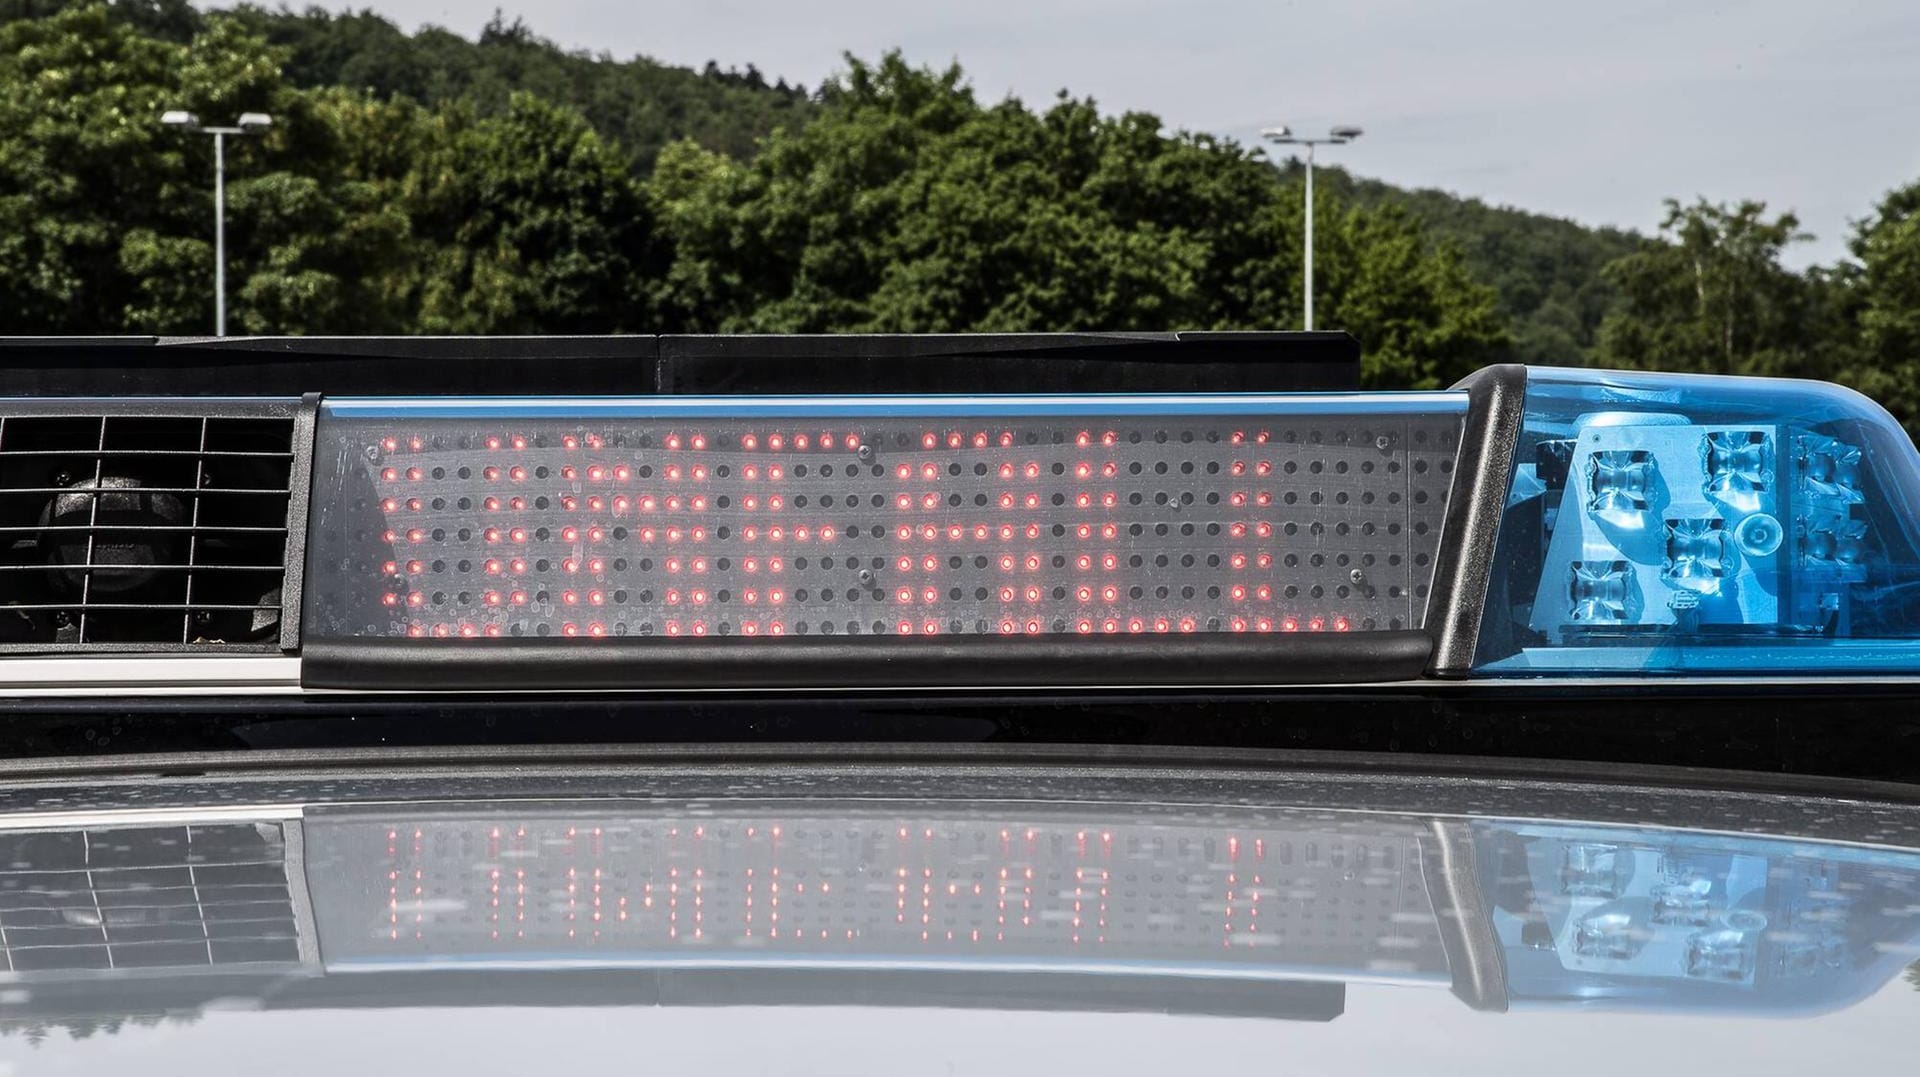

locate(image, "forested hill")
(19, 0), (1652, 364)
(1313, 166), (1650, 364)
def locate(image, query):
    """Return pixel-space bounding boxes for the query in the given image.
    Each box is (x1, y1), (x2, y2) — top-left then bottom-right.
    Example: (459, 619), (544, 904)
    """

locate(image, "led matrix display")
(305, 396), (1464, 646)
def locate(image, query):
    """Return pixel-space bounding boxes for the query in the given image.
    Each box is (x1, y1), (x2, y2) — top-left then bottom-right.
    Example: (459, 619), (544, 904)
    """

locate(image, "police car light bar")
(301, 393), (1462, 688)
(3, 353), (1918, 690)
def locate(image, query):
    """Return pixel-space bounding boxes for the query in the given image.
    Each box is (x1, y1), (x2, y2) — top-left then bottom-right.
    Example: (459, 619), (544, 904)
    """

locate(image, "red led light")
(742, 434), (758, 450)
(1282, 617), (1301, 631)
(768, 435), (784, 451)
(1334, 617), (1351, 632)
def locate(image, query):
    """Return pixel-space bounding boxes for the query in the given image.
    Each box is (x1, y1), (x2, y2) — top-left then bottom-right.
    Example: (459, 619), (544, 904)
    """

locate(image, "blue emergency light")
(1469, 368), (1920, 675)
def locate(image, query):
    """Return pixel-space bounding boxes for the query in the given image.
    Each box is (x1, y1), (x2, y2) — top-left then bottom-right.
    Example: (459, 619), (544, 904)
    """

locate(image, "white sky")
(262, 0), (1920, 267)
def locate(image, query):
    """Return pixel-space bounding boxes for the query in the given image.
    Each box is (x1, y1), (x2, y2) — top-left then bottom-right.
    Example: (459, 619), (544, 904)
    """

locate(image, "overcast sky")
(286, 0), (1920, 266)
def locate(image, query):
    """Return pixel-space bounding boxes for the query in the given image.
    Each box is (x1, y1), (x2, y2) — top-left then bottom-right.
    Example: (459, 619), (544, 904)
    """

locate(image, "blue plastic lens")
(1473, 368), (1920, 674)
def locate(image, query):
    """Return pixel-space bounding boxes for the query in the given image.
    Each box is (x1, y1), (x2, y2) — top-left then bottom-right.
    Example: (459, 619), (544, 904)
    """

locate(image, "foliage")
(1316, 166), (1648, 366)
(651, 54), (1507, 386)
(3, 0), (1920, 430)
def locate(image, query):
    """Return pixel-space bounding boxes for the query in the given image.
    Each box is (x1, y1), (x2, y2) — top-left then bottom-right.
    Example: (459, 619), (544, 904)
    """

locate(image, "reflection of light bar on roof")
(6, 803), (1920, 1022)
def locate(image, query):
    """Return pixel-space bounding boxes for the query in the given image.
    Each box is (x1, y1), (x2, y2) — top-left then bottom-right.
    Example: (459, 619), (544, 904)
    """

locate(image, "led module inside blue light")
(1472, 368), (1920, 675)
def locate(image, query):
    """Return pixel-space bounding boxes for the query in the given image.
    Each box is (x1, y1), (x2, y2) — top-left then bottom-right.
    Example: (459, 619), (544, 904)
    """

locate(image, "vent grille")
(0, 823), (300, 972)
(0, 408), (297, 649)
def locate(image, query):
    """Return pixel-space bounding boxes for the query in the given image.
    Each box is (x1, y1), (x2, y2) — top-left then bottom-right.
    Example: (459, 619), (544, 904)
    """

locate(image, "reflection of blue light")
(1476, 820), (1920, 1015)
(1475, 368), (1920, 674)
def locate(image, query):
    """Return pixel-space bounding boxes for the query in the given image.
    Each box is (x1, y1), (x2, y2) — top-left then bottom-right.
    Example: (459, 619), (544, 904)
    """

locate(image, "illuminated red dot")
(1256, 585), (1273, 601)
(1024, 586), (1041, 603)
(1153, 619), (1170, 633)
(485, 625), (502, 637)
(742, 434), (758, 451)
(1077, 620), (1093, 634)
(898, 620), (915, 635)
(769, 621), (785, 635)
(1076, 586), (1092, 602)
(589, 591), (606, 606)
(562, 623), (579, 637)
(382, 593), (400, 607)
(1023, 494), (1040, 509)
(999, 556), (1015, 572)
(1024, 555), (1041, 572)
(1281, 617), (1300, 632)
(485, 560), (504, 575)
(844, 434), (859, 449)
(1231, 618), (1248, 632)
(508, 467), (525, 482)
(1000, 619), (1017, 634)
(1334, 618), (1351, 632)
(1308, 618), (1325, 632)
(381, 468), (398, 482)
(407, 592), (425, 608)
(1075, 555), (1092, 571)
(896, 588), (914, 605)
(1024, 462), (1040, 480)
(768, 559), (784, 574)
(691, 590), (708, 606)
(510, 591), (527, 606)
(768, 589), (784, 604)
(1024, 619), (1042, 635)
(1256, 553), (1273, 568)
(922, 433), (938, 449)
(1231, 586), (1247, 601)
(1128, 619), (1145, 634)
(665, 621), (681, 636)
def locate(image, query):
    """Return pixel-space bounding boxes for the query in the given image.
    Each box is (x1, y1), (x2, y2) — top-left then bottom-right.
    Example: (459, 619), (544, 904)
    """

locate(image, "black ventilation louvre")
(0, 401), (304, 651)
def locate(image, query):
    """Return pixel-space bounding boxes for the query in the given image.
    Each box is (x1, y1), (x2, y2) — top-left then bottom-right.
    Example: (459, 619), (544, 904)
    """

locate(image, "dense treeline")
(1, 2), (1917, 423)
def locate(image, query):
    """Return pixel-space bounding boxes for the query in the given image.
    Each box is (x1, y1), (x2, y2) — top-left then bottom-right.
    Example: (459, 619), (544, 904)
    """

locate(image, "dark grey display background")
(305, 411), (1460, 641)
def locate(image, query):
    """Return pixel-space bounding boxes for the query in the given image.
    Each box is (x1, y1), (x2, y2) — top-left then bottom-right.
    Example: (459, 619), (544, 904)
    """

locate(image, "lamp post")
(1260, 124), (1364, 332)
(160, 110), (273, 337)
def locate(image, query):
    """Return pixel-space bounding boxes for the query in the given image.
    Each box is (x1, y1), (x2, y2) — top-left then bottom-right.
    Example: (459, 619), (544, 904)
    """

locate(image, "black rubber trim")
(0, 332), (1358, 397)
(658, 331), (1359, 394)
(1423, 364), (1528, 675)
(278, 393), (321, 652)
(300, 631), (1435, 690)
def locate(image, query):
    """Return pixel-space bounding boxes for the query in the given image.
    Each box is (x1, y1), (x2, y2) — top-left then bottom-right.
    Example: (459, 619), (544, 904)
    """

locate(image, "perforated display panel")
(304, 396), (1463, 648)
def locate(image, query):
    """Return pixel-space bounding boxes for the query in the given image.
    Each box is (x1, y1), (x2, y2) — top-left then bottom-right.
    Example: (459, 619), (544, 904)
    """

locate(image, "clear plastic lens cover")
(1474, 369), (1920, 674)
(304, 395), (1464, 644)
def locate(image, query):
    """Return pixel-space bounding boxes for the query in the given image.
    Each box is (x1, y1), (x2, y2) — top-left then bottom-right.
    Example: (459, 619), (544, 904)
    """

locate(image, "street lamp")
(160, 110), (273, 337)
(1261, 124), (1363, 332)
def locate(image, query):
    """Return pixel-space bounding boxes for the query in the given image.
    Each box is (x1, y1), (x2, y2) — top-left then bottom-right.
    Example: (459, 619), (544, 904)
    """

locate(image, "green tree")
(403, 92), (667, 333)
(0, 4), (410, 334)
(654, 53), (1506, 386)
(1846, 181), (1920, 427)
(1596, 198), (1839, 379)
